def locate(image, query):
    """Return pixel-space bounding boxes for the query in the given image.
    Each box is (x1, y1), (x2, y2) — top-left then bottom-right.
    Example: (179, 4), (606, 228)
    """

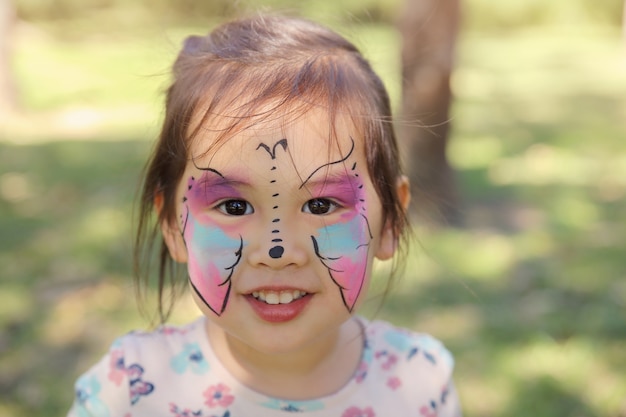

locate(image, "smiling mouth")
(251, 290), (309, 305)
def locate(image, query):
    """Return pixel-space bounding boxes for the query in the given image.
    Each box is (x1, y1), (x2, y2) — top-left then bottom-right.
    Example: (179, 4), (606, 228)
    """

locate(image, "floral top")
(68, 317), (461, 417)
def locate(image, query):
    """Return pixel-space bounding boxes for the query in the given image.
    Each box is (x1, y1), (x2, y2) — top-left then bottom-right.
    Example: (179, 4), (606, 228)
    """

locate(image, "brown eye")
(303, 198), (338, 215)
(218, 200), (253, 216)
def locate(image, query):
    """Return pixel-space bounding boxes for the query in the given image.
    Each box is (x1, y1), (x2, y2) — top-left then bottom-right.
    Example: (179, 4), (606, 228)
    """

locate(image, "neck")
(207, 318), (363, 400)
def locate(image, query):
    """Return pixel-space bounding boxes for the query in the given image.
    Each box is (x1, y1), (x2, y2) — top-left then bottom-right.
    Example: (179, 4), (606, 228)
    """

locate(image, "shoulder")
(116, 316), (207, 362)
(356, 318), (460, 415)
(364, 319), (455, 375)
(121, 317), (213, 383)
(68, 317), (209, 417)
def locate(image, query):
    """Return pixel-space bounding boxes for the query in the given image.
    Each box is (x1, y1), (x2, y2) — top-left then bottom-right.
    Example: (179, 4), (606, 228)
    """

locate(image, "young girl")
(69, 14), (461, 417)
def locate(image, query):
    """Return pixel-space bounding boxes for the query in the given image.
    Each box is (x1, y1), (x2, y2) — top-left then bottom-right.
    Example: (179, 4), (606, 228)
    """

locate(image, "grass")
(0, 17), (625, 417)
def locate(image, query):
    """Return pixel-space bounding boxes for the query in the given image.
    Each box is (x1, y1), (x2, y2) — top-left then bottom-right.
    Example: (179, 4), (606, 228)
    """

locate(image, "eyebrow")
(300, 171), (358, 193)
(188, 171), (252, 207)
(195, 171), (251, 189)
(298, 138), (355, 188)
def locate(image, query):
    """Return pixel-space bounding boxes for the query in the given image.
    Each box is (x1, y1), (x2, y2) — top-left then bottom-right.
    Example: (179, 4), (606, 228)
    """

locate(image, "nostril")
(269, 246), (284, 259)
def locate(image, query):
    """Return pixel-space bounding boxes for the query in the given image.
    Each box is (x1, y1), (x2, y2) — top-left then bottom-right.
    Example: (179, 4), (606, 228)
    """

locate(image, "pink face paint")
(305, 173), (361, 209)
(182, 172), (245, 315)
(186, 171), (248, 224)
(308, 168), (372, 312)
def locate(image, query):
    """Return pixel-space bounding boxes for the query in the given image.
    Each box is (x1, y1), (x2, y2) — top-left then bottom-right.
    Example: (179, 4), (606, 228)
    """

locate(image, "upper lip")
(243, 285), (314, 295)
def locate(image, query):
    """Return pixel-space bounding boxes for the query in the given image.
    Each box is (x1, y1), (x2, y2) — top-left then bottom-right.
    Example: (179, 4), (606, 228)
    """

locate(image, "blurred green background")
(1, 0), (625, 416)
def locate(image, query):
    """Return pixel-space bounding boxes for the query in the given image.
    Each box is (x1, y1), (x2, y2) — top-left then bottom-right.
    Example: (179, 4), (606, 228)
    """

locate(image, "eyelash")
(302, 198), (341, 216)
(216, 199), (254, 216)
(214, 197), (341, 216)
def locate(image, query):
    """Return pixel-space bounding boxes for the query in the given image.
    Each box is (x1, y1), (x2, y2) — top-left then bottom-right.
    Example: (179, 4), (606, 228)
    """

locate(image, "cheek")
(184, 213), (243, 315)
(317, 215), (369, 256)
(313, 212), (373, 311)
(184, 216), (241, 267)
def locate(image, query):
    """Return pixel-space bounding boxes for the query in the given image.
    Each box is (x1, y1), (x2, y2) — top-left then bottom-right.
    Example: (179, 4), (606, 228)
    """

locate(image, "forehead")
(188, 104), (362, 170)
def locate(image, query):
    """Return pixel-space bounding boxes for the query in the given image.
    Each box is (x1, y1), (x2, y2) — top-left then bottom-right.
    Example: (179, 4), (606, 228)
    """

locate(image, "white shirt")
(68, 316), (461, 416)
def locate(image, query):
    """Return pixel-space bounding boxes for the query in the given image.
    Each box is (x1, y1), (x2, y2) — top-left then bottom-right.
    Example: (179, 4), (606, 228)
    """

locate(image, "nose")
(247, 224), (308, 269)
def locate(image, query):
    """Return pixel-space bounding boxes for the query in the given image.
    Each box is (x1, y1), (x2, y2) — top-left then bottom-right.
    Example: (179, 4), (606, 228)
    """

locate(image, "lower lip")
(246, 294), (312, 323)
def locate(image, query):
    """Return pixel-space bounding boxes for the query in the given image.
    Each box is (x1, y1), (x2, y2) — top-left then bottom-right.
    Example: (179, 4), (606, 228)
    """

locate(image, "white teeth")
(265, 292), (280, 305)
(279, 292), (294, 304)
(252, 290), (307, 304)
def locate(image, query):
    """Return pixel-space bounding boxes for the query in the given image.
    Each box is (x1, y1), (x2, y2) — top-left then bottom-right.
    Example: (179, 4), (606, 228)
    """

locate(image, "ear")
(155, 192), (188, 263)
(375, 175), (411, 261)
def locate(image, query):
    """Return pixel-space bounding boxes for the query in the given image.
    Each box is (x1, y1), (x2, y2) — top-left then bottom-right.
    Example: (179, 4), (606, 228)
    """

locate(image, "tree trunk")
(397, 0), (461, 226)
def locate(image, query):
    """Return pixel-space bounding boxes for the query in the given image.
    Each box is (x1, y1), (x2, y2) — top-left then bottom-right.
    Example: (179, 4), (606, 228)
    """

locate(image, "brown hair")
(134, 14), (410, 322)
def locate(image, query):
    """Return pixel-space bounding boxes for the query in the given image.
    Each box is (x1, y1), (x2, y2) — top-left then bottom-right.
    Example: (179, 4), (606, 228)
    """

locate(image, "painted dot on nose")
(269, 246), (284, 259)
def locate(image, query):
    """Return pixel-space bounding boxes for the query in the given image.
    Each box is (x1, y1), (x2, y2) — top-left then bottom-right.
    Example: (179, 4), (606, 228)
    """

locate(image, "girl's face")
(162, 108), (403, 355)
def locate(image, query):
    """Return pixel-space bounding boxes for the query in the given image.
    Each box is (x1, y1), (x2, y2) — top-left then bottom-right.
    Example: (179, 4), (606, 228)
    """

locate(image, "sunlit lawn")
(1, 20), (625, 417)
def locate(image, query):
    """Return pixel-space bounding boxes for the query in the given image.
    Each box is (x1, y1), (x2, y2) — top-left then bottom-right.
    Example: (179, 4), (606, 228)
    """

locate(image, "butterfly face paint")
(253, 136), (374, 312)
(256, 138), (288, 260)
(179, 125), (379, 318)
(181, 171), (244, 316)
(301, 139), (374, 312)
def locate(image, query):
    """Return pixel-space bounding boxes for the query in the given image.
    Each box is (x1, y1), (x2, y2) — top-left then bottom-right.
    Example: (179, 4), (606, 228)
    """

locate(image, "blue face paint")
(183, 173), (245, 316)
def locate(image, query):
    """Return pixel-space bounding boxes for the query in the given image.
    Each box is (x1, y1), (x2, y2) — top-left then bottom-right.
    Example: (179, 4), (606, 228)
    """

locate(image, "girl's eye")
(217, 199), (254, 216)
(302, 198), (338, 215)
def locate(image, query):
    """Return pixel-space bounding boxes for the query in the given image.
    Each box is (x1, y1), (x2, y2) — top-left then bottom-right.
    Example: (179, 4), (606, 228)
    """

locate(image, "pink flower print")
(382, 354), (397, 370)
(420, 401), (438, 417)
(160, 326), (189, 335)
(374, 350), (398, 370)
(203, 383), (234, 408)
(107, 349), (125, 386)
(342, 406), (375, 417)
(387, 376), (402, 390)
(169, 402), (202, 416)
